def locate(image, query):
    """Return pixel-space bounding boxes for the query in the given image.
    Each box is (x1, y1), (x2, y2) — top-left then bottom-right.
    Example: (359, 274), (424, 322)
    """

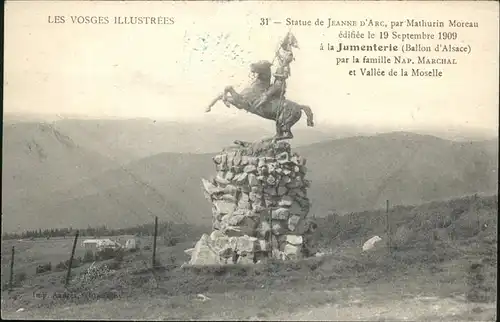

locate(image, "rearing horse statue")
(205, 60), (314, 141)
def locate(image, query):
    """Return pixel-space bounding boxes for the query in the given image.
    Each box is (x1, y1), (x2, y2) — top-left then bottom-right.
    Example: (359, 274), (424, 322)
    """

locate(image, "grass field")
(1, 194), (497, 320)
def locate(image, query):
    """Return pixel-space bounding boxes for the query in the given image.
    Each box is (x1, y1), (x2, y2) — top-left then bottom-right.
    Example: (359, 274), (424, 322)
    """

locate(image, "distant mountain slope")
(4, 116), (496, 164)
(49, 117), (347, 161)
(2, 122), (117, 208)
(297, 132), (498, 214)
(2, 131), (497, 232)
(2, 151), (214, 231)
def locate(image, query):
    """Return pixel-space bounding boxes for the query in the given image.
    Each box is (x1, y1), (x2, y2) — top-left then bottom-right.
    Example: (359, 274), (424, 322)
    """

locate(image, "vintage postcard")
(2, 0), (498, 320)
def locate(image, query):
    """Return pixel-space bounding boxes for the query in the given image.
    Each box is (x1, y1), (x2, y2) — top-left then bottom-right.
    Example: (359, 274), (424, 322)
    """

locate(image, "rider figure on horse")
(252, 66), (288, 113)
(205, 31), (313, 141)
(252, 32), (297, 114)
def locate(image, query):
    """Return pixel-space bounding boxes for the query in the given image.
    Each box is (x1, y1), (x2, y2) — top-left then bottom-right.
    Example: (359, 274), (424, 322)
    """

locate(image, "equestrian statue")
(205, 32), (314, 141)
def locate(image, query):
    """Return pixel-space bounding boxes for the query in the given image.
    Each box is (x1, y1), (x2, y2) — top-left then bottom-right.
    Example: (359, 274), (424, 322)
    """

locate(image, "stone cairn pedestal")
(185, 140), (318, 265)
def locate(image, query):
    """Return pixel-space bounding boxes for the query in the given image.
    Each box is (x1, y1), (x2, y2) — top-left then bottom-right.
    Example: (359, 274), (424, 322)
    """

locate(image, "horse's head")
(249, 60), (272, 82)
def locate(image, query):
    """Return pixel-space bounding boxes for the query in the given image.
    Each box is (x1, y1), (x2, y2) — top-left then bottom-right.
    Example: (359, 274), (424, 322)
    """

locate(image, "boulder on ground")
(188, 234), (223, 265)
(362, 235), (383, 251)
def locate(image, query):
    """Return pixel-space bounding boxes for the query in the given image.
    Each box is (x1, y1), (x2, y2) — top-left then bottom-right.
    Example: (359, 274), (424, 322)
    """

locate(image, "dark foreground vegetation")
(2, 222), (207, 241)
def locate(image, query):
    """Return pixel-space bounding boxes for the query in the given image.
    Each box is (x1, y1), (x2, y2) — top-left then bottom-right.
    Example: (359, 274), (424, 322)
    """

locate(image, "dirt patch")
(266, 295), (496, 321)
(2, 286), (496, 321)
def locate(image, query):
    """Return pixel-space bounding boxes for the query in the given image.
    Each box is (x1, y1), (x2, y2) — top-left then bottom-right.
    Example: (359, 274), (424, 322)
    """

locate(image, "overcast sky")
(4, 1), (499, 132)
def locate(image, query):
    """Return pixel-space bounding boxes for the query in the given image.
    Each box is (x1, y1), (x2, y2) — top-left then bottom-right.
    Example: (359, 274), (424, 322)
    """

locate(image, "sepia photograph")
(2, 0), (498, 320)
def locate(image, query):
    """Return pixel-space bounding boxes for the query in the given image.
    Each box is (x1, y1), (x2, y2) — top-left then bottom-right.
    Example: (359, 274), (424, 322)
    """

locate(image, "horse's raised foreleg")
(206, 85), (247, 112)
(206, 93), (224, 112)
(223, 85), (235, 96)
(206, 84), (253, 114)
(224, 86), (250, 110)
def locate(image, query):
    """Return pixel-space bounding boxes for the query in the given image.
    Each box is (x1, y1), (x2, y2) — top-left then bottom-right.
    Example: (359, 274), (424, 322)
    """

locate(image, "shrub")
(107, 260), (121, 270)
(466, 262), (493, 303)
(115, 249), (124, 262)
(36, 262), (52, 274)
(54, 258), (82, 272)
(55, 261), (66, 272)
(14, 272), (27, 285)
(153, 258), (162, 268)
(164, 236), (179, 247)
(391, 225), (414, 250)
(104, 248), (125, 270)
(97, 248), (124, 261)
(83, 250), (95, 263)
(168, 255), (177, 265)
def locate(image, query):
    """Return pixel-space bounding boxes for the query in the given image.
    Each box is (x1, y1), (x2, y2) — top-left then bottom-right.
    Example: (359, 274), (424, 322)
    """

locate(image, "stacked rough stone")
(186, 140), (317, 265)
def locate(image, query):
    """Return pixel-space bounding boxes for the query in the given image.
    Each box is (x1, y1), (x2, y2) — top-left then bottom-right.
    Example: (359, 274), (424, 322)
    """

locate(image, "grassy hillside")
(313, 193), (497, 303)
(2, 194), (496, 320)
(4, 132), (497, 232)
(315, 193), (497, 253)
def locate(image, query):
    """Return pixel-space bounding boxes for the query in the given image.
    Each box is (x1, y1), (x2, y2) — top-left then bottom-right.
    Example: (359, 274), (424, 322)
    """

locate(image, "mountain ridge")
(2, 127), (497, 232)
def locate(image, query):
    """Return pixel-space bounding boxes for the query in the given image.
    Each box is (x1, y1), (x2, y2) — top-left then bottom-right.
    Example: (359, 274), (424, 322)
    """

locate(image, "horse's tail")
(300, 105), (314, 127)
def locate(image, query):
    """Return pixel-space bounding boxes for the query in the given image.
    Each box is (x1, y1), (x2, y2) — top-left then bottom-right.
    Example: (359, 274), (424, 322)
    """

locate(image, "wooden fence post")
(386, 200), (392, 253)
(65, 230), (79, 287)
(152, 216), (158, 268)
(9, 246), (15, 292)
